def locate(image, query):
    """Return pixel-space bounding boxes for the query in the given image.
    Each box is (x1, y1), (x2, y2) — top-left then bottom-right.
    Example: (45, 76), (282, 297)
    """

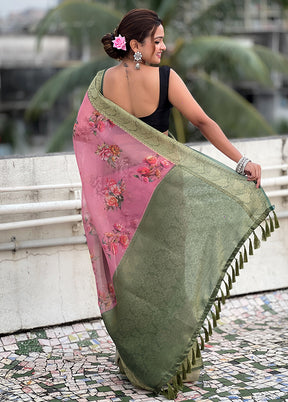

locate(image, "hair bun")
(101, 32), (126, 60)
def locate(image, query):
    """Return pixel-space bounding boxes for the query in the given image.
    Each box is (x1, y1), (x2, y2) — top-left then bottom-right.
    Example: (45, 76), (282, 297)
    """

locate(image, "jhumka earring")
(133, 51), (142, 69)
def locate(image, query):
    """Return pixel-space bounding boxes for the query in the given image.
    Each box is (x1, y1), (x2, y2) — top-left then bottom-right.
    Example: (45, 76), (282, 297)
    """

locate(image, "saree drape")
(73, 69), (278, 398)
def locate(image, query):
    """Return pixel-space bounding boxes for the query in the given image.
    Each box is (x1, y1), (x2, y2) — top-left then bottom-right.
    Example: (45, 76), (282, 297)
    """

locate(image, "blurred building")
(1, 0), (288, 156)
(0, 4), (69, 156)
(182, 0), (288, 129)
(228, 0), (288, 128)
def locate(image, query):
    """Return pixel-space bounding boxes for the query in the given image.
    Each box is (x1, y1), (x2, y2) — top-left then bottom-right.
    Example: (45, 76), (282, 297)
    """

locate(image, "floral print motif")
(95, 143), (122, 168)
(98, 283), (117, 312)
(102, 223), (130, 257)
(104, 178), (125, 210)
(134, 154), (171, 182)
(83, 214), (97, 235)
(89, 111), (115, 135)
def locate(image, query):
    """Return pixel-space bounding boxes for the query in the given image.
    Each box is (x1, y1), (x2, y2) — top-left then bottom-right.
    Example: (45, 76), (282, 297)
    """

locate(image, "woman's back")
(102, 64), (160, 119)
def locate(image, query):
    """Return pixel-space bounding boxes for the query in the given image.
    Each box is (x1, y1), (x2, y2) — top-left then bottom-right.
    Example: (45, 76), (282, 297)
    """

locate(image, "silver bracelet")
(236, 156), (251, 176)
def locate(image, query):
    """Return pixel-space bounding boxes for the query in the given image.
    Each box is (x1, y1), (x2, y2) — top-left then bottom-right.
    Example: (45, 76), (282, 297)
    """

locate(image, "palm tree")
(26, 0), (288, 150)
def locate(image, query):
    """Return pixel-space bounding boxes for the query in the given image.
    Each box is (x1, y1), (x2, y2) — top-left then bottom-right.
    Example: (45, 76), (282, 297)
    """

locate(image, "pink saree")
(73, 69), (278, 399)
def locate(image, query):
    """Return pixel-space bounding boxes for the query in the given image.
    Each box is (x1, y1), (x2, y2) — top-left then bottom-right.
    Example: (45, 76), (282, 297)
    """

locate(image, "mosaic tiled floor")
(0, 289), (287, 401)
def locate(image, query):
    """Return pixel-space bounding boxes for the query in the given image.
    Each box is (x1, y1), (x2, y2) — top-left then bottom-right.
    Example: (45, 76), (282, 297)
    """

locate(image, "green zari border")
(87, 69), (278, 399)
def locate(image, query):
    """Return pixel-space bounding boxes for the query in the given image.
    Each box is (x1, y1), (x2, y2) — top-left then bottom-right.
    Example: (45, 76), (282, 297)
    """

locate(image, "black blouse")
(139, 65), (172, 132)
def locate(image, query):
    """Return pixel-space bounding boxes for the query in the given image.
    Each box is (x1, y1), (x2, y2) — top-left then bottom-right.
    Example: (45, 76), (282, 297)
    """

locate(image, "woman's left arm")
(168, 69), (261, 187)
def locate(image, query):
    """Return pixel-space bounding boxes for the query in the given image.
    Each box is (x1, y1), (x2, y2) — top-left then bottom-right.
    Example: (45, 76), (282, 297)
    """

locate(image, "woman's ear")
(130, 39), (139, 53)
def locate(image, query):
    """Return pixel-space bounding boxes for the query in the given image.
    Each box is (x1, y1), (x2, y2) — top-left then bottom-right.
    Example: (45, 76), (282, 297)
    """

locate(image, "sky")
(0, 0), (58, 17)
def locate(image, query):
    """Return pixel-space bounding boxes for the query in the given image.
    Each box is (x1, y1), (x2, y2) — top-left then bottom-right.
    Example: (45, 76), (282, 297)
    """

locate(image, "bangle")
(236, 156), (251, 176)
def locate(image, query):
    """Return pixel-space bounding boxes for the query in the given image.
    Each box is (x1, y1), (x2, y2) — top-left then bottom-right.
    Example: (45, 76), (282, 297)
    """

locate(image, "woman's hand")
(244, 161), (261, 188)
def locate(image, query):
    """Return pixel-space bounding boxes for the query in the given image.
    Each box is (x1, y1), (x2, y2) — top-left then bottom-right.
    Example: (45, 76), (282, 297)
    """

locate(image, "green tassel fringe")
(208, 319), (213, 336)
(211, 311), (217, 328)
(196, 342), (201, 358)
(243, 245), (248, 262)
(167, 383), (177, 399)
(224, 281), (230, 298)
(227, 272), (233, 290)
(182, 363), (187, 380)
(163, 211), (279, 400)
(199, 334), (205, 350)
(253, 231), (260, 249)
(220, 288), (226, 304)
(260, 225), (267, 241)
(177, 372), (183, 388)
(217, 297), (222, 312)
(214, 302), (220, 319)
(202, 326), (209, 342)
(249, 238), (254, 255)
(231, 266), (236, 282)
(269, 214), (274, 232)
(172, 376), (178, 390)
(192, 348), (196, 365)
(265, 220), (271, 237)
(235, 259), (240, 276)
(273, 211), (280, 228)
(239, 252), (244, 269)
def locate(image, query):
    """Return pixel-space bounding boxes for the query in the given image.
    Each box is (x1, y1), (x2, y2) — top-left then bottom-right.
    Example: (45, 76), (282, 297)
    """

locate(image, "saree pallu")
(73, 69), (278, 398)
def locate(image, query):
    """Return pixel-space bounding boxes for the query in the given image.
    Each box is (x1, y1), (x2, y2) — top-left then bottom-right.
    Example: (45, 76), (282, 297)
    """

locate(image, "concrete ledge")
(0, 136), (287, 334)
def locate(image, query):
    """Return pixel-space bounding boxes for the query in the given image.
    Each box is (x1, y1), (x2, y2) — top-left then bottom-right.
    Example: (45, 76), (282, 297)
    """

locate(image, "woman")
(73, 8), (277, 399)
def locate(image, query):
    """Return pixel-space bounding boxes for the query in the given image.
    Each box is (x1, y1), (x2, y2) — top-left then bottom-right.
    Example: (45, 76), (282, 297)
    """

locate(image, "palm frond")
(36, 0), (122, 47)
(26, 58), (115, 119)
(153, 0), (179, 24)
(190, 0), (245, 34)
(178, 36), (272, 86)
(187, 71), (275, 139)
(253, 44), (288, 74)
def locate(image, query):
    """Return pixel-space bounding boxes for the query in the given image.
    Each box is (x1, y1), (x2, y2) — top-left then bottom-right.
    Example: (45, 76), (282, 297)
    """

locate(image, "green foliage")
(26, 58), (115, 119)
(186, 72), (275, 139)
(189, 0), (244, 35)
(274, 118), (288, 134)
(46, 110), (77, 152)
(178, 37), (272, 85)
(26, 0), (288, 151)
(36, 0), (122, 48)
(0, 115), (16, 149)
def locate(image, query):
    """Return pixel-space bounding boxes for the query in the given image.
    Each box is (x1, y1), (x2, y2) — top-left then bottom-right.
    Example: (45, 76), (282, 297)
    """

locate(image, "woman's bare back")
(102, 64), (160, 118)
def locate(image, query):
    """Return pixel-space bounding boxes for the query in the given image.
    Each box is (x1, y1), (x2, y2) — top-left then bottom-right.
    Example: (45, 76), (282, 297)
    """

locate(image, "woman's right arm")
(168, 69), (261, 187)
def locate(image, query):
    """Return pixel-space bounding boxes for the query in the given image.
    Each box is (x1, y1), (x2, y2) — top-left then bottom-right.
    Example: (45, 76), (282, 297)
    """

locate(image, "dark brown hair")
(101, 9), (162, 60)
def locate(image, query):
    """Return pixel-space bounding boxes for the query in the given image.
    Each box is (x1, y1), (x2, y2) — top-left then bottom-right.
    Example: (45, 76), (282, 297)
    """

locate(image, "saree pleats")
(73, 70), (278, 397)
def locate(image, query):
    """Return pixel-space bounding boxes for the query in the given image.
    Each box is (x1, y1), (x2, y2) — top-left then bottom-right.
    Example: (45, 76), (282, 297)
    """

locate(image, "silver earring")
(134, 51), (142, 69)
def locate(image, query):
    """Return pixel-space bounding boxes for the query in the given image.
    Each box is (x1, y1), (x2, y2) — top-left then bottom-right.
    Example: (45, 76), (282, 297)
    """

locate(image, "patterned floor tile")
(0, 289), (287, 401)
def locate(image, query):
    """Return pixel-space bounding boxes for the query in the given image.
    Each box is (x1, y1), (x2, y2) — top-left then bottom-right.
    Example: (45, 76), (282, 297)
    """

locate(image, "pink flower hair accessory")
(112, 34), (127, 51)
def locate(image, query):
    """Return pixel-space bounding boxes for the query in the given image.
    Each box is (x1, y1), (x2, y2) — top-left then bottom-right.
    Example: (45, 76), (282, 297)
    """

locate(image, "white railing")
(0, 164), (287, 251)
(0, 183), (81, 192)
(0, 184), (83, 251)
(0, 235), (86, 252)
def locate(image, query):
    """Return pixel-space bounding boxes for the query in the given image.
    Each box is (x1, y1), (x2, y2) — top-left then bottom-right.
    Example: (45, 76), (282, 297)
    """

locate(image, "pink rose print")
(104, 178), (125, 210)
(145, 155), (158, 165)
(134, 154), (172, 182)
(119, 234), (129, 249)
(113, 223), (124, 232)
(102, 224), (130, 258)
(95, 143), (122, 168)
(89, 111), (115, 135)
(106, 195), (119, 208)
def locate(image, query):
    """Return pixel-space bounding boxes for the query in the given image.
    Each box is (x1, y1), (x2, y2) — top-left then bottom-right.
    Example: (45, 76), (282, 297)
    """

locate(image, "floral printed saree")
(73, 69), (278, 399)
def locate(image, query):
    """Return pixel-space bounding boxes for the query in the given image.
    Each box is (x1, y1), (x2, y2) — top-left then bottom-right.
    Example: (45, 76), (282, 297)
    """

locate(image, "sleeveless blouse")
(139, 65), (172, 132)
